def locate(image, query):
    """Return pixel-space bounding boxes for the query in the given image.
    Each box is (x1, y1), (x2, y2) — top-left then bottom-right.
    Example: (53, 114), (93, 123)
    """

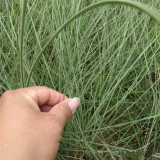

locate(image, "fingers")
(49, 98), (80, 128)
(40, 105), (53, 112)
(20, 86), (68, 106)
(0, 86), (81, 127)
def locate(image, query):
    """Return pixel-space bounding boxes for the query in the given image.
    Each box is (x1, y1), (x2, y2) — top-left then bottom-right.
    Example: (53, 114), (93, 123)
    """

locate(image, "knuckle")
(42, 86), (50, 90)
(1, 90), (15, 99)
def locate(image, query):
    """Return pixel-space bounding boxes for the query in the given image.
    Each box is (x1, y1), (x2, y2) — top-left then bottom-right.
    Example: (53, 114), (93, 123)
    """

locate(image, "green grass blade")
(20, 0), (28, 87)
(26, 0), (160, 86)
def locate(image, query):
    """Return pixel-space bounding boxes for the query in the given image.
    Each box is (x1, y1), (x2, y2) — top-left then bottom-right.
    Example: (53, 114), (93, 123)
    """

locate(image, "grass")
(1, 0), (160, 159)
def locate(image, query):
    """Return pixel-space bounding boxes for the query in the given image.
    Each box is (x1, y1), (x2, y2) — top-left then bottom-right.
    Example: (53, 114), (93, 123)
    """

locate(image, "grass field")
(1, 0), (160, 159)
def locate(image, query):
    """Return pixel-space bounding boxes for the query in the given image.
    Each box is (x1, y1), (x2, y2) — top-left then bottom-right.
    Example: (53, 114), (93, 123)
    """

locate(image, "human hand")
(0, 86), (80, 160)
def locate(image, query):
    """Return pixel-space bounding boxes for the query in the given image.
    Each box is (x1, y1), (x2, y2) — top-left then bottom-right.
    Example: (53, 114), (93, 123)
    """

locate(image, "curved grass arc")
(26, 0), (160, 86)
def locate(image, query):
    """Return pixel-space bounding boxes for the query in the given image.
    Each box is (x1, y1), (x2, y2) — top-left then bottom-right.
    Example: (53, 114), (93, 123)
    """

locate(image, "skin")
(0, 86), (79, 160)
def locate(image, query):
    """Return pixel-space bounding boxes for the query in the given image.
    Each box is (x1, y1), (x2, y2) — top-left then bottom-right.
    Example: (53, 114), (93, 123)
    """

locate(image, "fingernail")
(68, 97), (80, 114)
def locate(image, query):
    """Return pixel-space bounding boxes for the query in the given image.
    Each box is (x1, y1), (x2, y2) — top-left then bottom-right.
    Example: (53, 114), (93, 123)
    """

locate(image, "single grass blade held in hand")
(20, 0), (28, 87)
(26, 0), (160, 86)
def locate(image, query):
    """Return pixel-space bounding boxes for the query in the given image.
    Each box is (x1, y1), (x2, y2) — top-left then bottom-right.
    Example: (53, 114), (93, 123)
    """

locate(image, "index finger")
(20, 86), (68, 106)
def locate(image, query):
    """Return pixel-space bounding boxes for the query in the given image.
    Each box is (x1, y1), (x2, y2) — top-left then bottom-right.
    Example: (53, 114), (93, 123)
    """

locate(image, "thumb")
(49, 97), (80, 128)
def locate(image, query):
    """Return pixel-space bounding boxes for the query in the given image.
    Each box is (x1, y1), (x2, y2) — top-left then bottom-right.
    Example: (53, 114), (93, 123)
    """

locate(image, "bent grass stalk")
(26, 0), (160, 86)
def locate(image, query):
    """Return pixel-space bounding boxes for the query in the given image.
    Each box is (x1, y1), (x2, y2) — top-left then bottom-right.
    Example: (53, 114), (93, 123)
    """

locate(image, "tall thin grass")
(1, 0), (160, 159)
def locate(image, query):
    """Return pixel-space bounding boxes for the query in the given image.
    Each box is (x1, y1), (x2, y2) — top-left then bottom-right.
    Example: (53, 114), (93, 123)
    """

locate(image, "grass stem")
(20, 0), (28, 87)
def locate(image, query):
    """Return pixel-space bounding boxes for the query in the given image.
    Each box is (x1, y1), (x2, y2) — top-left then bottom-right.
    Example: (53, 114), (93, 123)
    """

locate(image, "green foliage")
(1, 0), (160, 159)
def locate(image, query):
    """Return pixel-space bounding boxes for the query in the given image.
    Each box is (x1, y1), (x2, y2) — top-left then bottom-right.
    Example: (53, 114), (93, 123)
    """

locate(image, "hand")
(0, 86), (80, 160)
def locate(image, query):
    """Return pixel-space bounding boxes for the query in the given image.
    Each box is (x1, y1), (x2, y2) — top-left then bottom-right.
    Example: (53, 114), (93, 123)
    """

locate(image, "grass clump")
(1, 0), (160, 159)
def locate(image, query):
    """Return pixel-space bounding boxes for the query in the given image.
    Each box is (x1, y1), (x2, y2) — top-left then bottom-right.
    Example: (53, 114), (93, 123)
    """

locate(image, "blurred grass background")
(0, 0), (160, 159)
